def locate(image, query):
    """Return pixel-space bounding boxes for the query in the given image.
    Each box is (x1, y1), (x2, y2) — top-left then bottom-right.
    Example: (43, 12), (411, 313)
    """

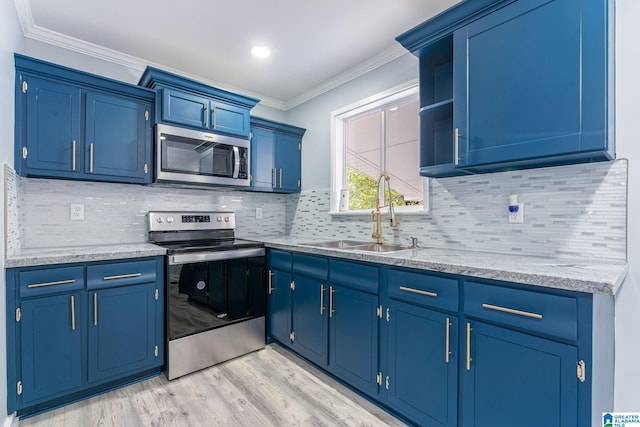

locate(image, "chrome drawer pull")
(70, 295), (76, 330)
(28, 279), (76, 288)
(399, 286), (437, 298)
(103, 273), (142, 281)
(482, 303), (543, 320)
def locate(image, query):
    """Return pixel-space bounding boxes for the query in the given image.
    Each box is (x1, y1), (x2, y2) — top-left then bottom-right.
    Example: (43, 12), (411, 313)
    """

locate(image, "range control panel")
(148, 211), (236, 232)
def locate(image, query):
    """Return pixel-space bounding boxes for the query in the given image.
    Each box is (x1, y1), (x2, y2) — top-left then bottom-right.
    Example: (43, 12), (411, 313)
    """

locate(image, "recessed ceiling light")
(251, 46), (271, 58)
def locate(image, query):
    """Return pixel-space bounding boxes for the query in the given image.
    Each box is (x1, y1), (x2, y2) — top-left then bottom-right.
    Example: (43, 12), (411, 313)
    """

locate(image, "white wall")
(613, 0), (640, 410)
(0, 1), (23, 425)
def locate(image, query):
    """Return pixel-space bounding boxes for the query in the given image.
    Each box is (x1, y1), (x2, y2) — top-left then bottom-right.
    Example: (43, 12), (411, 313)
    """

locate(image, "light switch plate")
(508, 203), (524, 224)
(255, 207), (263, 219)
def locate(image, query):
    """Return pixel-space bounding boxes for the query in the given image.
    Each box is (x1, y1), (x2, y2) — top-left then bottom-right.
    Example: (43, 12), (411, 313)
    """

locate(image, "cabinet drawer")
(464, 281), (577, 342)
(268, 249), (292, 271)
(293, 253), (328, 281)
(19, 266), (84, 298)
(388, 268), (458, 312)
(329, 260), (378, 294)
(87, 259), (157, 290)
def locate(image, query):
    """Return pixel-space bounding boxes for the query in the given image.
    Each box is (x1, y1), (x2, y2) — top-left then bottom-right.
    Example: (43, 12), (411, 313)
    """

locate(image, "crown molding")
(282, 45), (409, 110)
(13, 0), (404, 112)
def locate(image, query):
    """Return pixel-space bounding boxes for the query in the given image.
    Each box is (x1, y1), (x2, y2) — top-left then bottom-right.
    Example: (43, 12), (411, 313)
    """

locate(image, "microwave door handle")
(232, 146), (240, 178)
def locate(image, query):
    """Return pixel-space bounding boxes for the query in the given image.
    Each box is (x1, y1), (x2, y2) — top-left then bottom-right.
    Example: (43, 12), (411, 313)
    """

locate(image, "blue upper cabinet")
(248, 117), (305, 193)
(396, 0), (612, 176)
(14, 54), (154, 184)
(139, 67), (258, 138)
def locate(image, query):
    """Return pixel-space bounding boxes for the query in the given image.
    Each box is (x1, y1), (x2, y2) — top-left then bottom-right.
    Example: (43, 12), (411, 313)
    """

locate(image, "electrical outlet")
(255, 207), (263, 219)
(70, 203), (85, 221)
(508, 203), (524, 224)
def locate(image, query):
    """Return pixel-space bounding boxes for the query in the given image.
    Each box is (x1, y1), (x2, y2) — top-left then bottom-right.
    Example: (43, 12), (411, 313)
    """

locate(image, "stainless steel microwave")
(155, 124), (250, 187)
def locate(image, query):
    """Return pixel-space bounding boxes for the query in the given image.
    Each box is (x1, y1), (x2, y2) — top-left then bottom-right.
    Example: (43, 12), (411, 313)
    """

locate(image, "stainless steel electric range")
(148, 211), (266, 380)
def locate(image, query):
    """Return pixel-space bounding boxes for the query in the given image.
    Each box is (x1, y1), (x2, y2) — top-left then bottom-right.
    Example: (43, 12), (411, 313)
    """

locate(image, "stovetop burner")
(156, 238), (262, 255)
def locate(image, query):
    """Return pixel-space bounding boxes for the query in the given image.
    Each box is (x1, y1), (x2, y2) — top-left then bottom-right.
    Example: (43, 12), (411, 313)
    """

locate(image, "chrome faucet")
(372, 172), (398, 244)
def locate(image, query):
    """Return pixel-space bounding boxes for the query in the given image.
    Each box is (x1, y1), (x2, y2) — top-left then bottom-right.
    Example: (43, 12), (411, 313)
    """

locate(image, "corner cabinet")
(139, 67), (259, 138)
(397, 0), (613, 176)
(6, 257), (164, 416)
(248, 117), (305, 193)
(266, 249), (613, 427)
(14, 54), (154, 184)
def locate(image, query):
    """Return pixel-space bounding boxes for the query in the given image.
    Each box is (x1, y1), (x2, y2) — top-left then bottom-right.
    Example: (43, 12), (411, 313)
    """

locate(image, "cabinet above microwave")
(139, 67), (259, 139)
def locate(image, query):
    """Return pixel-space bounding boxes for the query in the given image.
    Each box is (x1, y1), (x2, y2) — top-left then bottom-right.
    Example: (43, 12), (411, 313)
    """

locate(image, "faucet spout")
(371, 172), (399, 244)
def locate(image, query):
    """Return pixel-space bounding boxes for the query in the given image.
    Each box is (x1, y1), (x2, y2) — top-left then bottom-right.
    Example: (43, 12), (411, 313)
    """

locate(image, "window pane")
(385, 99), (422, 206)
(346, 111), (380, 210)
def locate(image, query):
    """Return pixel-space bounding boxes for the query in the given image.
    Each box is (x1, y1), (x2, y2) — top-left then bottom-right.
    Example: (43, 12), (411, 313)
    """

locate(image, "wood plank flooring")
(20, 345), (407, 427)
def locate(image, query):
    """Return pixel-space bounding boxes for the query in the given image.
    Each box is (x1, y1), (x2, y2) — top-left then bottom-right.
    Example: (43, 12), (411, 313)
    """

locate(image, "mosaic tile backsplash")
(7, 159), (627, 262)
(287, 160), (628, 262)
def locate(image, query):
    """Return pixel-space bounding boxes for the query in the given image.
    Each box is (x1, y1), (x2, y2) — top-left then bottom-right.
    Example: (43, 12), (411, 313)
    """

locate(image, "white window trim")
(329, 80), (430, 216)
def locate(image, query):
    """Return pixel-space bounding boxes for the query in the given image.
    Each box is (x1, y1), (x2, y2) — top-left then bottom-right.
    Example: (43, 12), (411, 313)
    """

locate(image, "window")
(331, 83), (428, 214)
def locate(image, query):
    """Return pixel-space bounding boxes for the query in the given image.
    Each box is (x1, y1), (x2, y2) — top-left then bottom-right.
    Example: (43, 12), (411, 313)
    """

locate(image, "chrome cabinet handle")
(268, 270), (274, 294)
(329, 286), (335, 318)
(204, 105), (209, 128)
(320, 285), (325, 315)
(482, 303), (543, 320)
(72, 140), (76, 171)
(466, 322), (472, 371)
(213, 107), (217, 128)
(454, 128), (460, 165)
(93, 293), (98, 326)
(71, 295), (76, 330)
(445, 317), (451, 363)
(279, 168), (283, 188)
(103, 273), (142, 281)
(28, 279), (76, 289)
(399, 286), (437, 298)
(89, 143), (94, 173)
(272, 168), (277, 188)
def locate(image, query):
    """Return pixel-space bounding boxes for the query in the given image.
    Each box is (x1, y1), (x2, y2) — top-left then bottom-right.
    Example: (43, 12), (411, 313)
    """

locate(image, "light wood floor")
(20, 344), (407, 427)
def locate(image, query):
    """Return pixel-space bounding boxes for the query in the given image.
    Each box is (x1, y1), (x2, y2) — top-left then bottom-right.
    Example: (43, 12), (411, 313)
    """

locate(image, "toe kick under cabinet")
(6, 257), (164, 416)
(266, 249), (613, 427)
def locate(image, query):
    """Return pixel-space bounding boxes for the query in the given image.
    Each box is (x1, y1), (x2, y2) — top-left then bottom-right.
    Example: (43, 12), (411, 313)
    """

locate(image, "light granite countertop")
(5, 243), (166, 268)
(255, 236), (628, 295)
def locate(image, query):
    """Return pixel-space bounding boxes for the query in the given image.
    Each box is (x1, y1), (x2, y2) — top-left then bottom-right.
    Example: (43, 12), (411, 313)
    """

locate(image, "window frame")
(329, 81), (429, 215)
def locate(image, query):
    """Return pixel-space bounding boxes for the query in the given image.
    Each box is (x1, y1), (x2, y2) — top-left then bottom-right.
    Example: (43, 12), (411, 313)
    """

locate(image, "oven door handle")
(169, 247), (265, 265)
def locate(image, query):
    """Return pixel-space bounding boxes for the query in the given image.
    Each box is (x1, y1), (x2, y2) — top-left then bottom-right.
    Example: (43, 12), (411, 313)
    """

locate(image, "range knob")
(167, 217), (174, 223)
(156, 216), (164, 223)
(217, 216), (223, 222)
(224, 216), (230, 222)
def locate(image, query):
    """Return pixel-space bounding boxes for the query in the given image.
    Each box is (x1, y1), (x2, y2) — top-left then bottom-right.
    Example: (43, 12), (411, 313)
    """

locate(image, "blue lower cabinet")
(7, 257), (164, 415)
(268, 268), (293, 346)
(462, 321), (578, 427)
(291, 275), (328, 367)
(19, 292), (83, 405)
(328, 284), (379, 398)
(387, 300), (458, 427)
(88, 284), (158, 383)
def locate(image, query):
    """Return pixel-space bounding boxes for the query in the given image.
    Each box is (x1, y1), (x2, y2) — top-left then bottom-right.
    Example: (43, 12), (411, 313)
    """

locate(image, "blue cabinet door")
(387, 300), (458, 427)
(268, 269), (292, 345)
(20, 292), (83, 405)
(462, 321), (578, 427)
(21, 76), (81, 174)
(88, 284), (158, 383)
(291, 275), (328, 367)
(212, 100), (250, 137)
(275, 133), (301, 192)
(329, 285), (379, 398)
(162, 88), (208, 129)
(85, 92), (151, 183)
(454, 0), (609, 168)
(249, 127), (276, 191)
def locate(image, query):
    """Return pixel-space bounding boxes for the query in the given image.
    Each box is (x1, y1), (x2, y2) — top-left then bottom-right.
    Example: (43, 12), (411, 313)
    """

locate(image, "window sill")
(328, 207), (430, 217)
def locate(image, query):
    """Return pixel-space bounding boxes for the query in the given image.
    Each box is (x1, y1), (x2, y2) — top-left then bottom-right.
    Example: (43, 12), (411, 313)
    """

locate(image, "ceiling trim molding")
(282, 45), (409, 110)
(13, 0), (406, 112)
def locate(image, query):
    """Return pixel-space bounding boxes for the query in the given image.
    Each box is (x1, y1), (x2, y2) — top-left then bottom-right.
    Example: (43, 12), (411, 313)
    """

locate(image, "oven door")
(166, 248), (265, 341)
(155, 124), (250, 187)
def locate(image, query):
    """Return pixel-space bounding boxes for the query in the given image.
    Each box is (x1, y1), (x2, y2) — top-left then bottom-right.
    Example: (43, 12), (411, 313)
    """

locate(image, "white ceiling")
(14, 0), (459, 110)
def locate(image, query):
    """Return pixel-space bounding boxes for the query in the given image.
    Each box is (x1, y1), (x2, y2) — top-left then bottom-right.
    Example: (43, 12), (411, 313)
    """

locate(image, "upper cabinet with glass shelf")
(397, 0), (614, 177)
